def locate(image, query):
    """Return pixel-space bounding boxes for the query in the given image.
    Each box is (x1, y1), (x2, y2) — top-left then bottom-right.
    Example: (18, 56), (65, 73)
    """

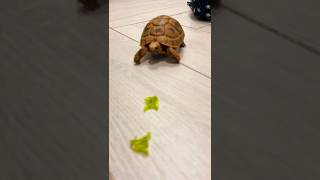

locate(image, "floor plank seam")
(222, 5), (320, 57)
(110, 28), (211, 79)
(182, 64), (211, 79)
(110, 5), (184, 22)
(110, 10), (191, 29)
(181, 24), (209, 30)
(195, 25), (211, 30)
(110, 27), (139, 43)
(111, 22), (208, 31)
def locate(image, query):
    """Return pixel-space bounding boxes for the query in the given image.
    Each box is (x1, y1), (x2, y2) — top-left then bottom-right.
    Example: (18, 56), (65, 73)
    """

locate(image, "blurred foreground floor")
(214, 1), (320, 179)
(0, 1), (107, 180)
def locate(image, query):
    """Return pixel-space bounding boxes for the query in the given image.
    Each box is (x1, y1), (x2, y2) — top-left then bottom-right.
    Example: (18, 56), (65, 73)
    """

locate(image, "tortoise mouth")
(149, 42), (159, 51)
(147, 42), (167, 54)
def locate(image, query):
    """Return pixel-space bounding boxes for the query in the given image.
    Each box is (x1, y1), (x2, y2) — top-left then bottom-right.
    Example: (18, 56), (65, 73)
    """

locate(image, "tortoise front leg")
(134, 47), (148, 64)
(167, 47), (180, 63)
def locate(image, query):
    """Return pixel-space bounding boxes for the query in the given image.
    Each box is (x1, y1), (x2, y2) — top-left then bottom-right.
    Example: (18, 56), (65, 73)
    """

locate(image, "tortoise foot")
(134, 47), (147, 64)
(167, 47), (181, 62)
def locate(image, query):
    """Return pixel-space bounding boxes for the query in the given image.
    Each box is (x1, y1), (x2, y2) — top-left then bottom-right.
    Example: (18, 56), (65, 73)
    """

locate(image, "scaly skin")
(134, 41), (185, 64)
(134, 47), (148, 64)
(167, 47), (180, 63)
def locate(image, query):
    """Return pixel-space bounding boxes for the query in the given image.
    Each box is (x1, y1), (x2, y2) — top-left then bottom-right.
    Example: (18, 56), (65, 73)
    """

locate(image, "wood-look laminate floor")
(109, 0), (212, 179)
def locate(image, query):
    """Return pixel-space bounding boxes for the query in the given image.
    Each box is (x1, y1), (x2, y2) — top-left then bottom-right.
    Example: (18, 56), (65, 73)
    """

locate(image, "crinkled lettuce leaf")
(144, 96), (159, 112)
(130, 132), (151, 156)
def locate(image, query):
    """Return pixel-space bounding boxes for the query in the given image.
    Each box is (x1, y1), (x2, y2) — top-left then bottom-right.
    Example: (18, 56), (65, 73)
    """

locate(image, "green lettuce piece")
(144, 96), (159, 112)
(130, 132), (151, 156)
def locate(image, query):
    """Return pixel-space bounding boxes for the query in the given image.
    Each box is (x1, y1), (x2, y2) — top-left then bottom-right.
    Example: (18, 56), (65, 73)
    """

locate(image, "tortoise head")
(148, 41), (162, 53)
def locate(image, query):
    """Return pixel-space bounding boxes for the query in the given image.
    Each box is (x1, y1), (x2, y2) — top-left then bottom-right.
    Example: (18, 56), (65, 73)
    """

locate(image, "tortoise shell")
(140, 15), (185, 48)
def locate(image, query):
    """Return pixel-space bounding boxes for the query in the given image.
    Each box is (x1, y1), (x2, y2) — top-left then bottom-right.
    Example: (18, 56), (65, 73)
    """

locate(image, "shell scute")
(140, 15), (185, 48)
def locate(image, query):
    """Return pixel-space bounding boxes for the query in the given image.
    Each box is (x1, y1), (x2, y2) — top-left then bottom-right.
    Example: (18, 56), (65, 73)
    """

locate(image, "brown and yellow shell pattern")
(140, 15), (185, 48)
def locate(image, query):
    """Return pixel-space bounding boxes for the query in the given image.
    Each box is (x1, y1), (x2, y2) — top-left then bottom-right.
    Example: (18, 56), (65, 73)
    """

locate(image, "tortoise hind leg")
(180, 42), (186, 47)
(134, 47), (148, 64)
(167, 47), (180, 63)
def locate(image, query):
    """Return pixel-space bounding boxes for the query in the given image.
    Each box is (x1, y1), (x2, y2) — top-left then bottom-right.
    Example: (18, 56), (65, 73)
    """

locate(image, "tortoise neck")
(149, 42), (161, 53)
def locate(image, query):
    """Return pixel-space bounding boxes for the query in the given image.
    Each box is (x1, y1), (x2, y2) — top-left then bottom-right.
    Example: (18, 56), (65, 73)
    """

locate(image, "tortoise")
(134, 15), (186, 64)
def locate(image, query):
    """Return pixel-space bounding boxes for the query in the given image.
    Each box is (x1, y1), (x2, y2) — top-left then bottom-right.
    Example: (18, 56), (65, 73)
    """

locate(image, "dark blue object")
(187, 0), (211, 21)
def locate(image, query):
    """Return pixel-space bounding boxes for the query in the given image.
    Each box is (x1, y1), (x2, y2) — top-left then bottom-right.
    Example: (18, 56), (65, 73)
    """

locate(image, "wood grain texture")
(109, 28), (211, 180)
(109, 0), (189, 27)
(198, 25), (211, 33)
(172, 12), (211, 29)
(213, 9), (320, 179)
